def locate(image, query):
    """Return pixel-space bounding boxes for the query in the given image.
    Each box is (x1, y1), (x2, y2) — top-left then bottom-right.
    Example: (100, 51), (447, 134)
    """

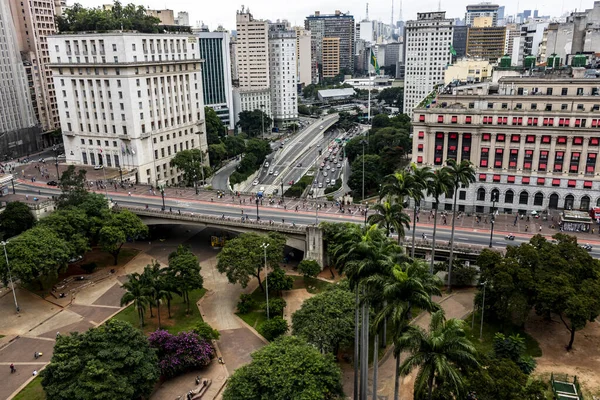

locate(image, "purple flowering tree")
(148, 330), (215, 378)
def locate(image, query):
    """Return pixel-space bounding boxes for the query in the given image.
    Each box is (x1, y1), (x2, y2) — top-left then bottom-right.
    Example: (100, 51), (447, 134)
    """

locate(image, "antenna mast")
(366, 3), (369, 20)
(391, 0), (394, 27)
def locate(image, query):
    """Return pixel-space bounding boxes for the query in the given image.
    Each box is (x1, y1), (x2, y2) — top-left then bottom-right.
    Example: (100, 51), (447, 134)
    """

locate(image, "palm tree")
(408, 165), (434, 259)
(120, 273), (152, 328)
(398, 309), (479, 400)
(332, 225), (399, 400)
(143, 261), (170, 329)
(427, 168), (453, 274)
(368, 195), (411, 244)
(445, 159), (476, 291)
(367, 259), (442, 400)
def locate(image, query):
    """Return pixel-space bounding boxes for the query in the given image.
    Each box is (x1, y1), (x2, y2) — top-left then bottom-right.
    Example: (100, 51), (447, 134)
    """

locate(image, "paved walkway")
(341, 290), (476, 400)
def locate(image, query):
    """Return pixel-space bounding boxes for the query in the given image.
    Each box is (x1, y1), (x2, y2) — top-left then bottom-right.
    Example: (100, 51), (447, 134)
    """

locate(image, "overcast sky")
(75, 0), (594, 31)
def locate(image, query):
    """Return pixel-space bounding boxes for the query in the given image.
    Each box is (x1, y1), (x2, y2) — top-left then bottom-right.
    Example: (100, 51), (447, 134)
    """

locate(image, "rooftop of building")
(50, 30), (195, 38)
(306, 10), (354, 19)
(317, 88), (356, 98)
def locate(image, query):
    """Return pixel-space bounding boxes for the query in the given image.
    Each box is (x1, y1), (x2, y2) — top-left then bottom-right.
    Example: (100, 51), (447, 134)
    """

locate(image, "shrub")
(237, 293), (255, 314)
(81, 262), (97, 274)
(298, 260), (321, 278)
(264, 298), (287, 316)
(148, 330), (215, 378)
(267, 267), (294, 292)
(260, 316), (288, 341)
(194, 321), (220, 341)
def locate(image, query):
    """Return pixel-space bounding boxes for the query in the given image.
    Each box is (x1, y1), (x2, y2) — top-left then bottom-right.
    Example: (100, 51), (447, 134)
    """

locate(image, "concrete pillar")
(305, 226), (324, 269)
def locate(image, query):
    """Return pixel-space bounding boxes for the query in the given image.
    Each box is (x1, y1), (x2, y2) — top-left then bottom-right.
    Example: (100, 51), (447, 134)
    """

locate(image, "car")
(288, 180), (295, 185)
(69, 255), (83, 264)
(47, 180), (58, 186)
(94, 165), (103, 170)
(57, 153), (66, 159)
(337, 163), (342, 168)
(581, 244), (593, 251)
(264, 161), (270, 168)
(252, 179), (259, 186)
(274, 171), (279, 176)
(318, 182), (323, 188)
(326, 178), (331, 184)
(269, 169), (274, 175)
(323, 171), (328, 177)
(296, 162), (302, 167)
(38, 158), (45, 163)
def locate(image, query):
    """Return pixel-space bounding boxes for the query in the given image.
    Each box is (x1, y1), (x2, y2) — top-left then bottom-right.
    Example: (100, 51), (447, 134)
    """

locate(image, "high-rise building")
(403, 11), (454, 116)
(466, 26), (507, 62)
(48, 32), (208, 186)
(175, 12), (189, 26)
(9, 0), (60, 144)
(305, 10), (355, 82)
(465, 3), (500, 27)
(294, 27), (312, 87)
(497, 6), (505, 24)
(269, 24), (298, 128)
(54, 0), (67, 17)
(384, 42), (402, 67)
(322, 37), (340, 78)
(0, 0), (41, 158)
(145, 9), (175, 25)
(504, 24), (520, 60)
(452, 25), (469, 60)
(197, 31), (234, 131)
(411, 70), (600, 213)
(512, 22), (549, 66)
(359, 20), (376, 43)
(233, 8), (271, 125)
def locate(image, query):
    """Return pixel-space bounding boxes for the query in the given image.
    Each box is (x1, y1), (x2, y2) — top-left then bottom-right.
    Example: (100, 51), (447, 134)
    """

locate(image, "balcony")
(63, 131), (76, 137)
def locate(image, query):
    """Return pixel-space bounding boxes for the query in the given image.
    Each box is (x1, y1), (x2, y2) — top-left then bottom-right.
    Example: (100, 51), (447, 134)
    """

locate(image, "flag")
(98, 148), (103, 153)
(121, 144), (126, 155)
(449, 44), (457, 56)
(370, 49), (380, 74)
(131, 147), (136, 155)
(126, 146), (131, 155)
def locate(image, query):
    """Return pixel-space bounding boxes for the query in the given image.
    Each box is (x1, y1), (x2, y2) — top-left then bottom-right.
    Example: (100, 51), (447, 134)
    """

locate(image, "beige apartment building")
(9, 0), (60, 141)
(294, 27), (312, 86)
(321, 37), (340, 78)
(412, 70), (600, 214)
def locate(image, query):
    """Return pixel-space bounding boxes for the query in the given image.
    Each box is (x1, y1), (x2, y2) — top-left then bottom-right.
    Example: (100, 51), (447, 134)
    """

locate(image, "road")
(15, 182), (600, 258)
(245, 113), (340, 194)
(211, 158), (240, 191)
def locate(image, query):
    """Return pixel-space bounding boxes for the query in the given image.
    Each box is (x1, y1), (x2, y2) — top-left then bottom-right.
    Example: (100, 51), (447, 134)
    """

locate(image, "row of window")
(420, 114), (600, 127)
(417, 131), (600, 146)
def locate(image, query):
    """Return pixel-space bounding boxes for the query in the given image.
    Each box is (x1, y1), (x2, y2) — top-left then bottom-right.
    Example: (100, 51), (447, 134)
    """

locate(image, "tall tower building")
(0, 0), (41, 158)
(269, 24), (298, 129)
(197, 31), (234, 131)
(403, 11), (454, 116)
(48, 32), (207, 186)
(294, 27), (312, 87)
(305, 10), (355, 83)
(233, 8), (271, 125)
(465, 3), (500, 27)
(9, 0), (60, 143)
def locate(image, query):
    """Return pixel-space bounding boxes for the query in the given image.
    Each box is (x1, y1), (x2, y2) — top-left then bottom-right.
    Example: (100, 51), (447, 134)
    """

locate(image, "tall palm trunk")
(156, 298), (162, 329)
(447, 187), (459, 292)
(149, 303), (154, 318)
(393, 353), (401, 400)
(430, 202), (439, 274)
(360, 294), (370, 400)
(411, 204), (418, 258)
(137, 305), (144, 328)
(167, 297), (172, 318)
(382, 304), (387, 348)
(427, 372), (435, 400)
(372, 330), (379, 400)
(354, 287), (360, 400)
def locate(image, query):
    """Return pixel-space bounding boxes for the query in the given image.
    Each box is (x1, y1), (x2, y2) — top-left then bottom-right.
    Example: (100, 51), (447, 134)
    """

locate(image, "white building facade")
(269, 28), (298, 128)
(294, 27), (312, 87)
(403, 11), (454, 116)
(48, 32), (208, 186)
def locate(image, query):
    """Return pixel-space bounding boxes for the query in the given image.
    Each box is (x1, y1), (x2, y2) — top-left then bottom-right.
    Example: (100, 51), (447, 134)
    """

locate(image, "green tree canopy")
(297, 259), (322, 278)
(0, 201), (36, 239)
(292, 283), (355, 355)
(169, 149), (211, 186)
(222, 336), (344, 400)
(167, 245), (204, 313)
(217, 232), (285, 292)
(41, 319), (159, 400)
(377, 87), (404, 108)
(205, 106), (227, 145)
(56, 1), (164, 33)
(57, 165), (88, 208)
(0, 226), (71, 289)
(99, 209), (148, 265)
(223, 136), (246, 158)
(237, 109), (273, 137)
(38, 208), (91, 258)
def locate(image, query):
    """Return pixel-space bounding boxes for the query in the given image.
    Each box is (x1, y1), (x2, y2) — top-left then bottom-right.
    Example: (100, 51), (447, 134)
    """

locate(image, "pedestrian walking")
(33, 370), (37, 376)
(10, 364), (15, 373)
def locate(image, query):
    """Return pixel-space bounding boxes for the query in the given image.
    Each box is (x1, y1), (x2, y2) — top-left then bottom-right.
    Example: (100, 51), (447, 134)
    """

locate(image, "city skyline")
(68, 0), (590, 31)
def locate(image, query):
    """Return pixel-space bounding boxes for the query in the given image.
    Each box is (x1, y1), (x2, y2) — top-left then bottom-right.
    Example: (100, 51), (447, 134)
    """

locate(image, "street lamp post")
(53, 145), (60, 180)
(364, 202), (369, 226)
(360, 140), (367, 201)
(160, 186), (166, 211)
(261, 242), (270, 319)
(315, 203), (319, 225)
(281, 181), (284, 202)
(489, 193), (497, 248)
(255, 197), (260, 221)
(118, 166), (123, 184)
(480, 281), (488, 340)
(1, 241), (19, 313)
(260, 104), (265, 140)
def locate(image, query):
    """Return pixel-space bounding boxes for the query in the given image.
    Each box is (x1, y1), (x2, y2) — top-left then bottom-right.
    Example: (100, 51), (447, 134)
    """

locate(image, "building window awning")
(524, 162), (531, 168)
(511, 149), (518, 154)
(507, 176), (516, 183)
(522, 177), (530, 184)
(418, 131), (425, 138)
(584, 181), (593, 188)
(537, 178), (546, 184)
(552, 179), (561, 186)
(568, 180), (576, 187)
(479, 174), (487, 181)
(417, 156), (423, 163)
(493, 175), (501, 182)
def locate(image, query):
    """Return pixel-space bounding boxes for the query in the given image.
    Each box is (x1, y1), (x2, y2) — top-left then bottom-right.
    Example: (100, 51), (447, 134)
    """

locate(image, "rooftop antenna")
(399, 0), (403, 22)
(438, 0), (442, 12)
(391, 0), (394, 27)
(366, 3), (369, 20)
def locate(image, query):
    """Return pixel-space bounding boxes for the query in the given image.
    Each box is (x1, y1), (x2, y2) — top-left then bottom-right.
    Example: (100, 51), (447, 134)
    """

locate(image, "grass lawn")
(464, 311), (542, 358)
(292, 275), (332, 294)
(112, 288), (206, 335)
(13, 376), (45, 400)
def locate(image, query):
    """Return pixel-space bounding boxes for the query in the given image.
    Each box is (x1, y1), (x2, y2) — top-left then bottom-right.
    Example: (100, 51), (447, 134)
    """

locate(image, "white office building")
(48, 32), (208, 186)
(269, 27), (298, 128)
(233, 8), (271, 125)
(294, 27), (312, 87)
(403, 11), (454, 116)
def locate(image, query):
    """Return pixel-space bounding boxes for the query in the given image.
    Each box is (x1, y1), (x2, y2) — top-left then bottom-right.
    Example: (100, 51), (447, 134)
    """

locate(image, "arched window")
(491, 189), (500, 202)
(533, 192), (544, 206)
(504, 190), (514, 204)
(519, 191), (529, 205)
(477, 187), (486, 201)
(581, 195), (591, 210)
(549, 193), (559, 209)
(596, 198), (600, 207)
(564, 194), (575, 209)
